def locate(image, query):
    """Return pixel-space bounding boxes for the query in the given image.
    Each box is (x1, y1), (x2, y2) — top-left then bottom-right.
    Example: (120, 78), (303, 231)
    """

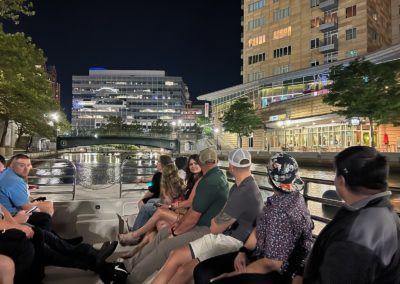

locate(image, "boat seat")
(76, 213), (119, 243)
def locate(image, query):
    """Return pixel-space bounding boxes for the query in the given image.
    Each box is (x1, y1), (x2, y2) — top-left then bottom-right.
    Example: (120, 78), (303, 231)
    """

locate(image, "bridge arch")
(57, 136), (180, 152)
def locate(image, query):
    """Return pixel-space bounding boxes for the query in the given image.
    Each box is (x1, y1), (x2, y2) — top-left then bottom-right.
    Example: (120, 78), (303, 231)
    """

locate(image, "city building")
(243, 0), (393, 83)
(47, 65), (61, 103)
(199, 0), (400, 151)
(71, 69), (190, 133)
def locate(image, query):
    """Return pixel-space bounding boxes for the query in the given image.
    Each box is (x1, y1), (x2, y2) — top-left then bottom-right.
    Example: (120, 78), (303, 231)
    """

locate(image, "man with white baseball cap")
(151, 148), (264, 284)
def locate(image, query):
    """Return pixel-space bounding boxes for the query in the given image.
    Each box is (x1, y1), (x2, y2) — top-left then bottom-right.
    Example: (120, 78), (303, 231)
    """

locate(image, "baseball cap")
(199, 147), (218, 164)
(228, 149), (252, 168)
(267, 153), (304, 192)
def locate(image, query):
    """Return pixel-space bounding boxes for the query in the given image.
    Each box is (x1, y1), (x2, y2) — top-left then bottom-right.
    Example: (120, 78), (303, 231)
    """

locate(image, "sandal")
(118, 232), (141, 246)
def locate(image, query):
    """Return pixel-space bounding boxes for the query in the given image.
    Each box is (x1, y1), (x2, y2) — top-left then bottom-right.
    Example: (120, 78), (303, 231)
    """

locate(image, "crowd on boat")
(0, 145), (399, 284)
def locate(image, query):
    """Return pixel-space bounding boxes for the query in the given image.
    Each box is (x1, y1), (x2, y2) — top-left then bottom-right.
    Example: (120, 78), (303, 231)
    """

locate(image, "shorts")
(189, 233), (242, 262)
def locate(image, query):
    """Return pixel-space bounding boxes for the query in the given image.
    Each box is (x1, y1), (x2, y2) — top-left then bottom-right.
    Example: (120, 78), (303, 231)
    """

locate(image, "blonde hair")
(160, 163), (186, 203)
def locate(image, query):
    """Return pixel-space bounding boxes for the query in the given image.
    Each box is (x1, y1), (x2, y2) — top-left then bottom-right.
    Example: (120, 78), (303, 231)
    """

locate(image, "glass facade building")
(71, 70), (189, 131)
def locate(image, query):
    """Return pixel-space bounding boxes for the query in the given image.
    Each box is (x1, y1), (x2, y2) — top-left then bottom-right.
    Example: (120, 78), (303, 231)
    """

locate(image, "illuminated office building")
(71, 69), (189, 132)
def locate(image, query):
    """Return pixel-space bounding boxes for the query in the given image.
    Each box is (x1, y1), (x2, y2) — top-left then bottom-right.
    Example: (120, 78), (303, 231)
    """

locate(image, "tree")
(196, 116), (213, 138)
(0, 0), (34, 24)
(0, 28), (61, 146)
(222, 97), (262, 147)
(151, 119), (172, 134)
(323, 58), (400, 146)
(98, 116), (125, 134)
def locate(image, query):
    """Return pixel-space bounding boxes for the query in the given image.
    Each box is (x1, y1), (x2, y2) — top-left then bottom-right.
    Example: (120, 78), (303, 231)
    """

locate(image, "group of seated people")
(1, 145), (400, 284)
(0, 154), (119, 284)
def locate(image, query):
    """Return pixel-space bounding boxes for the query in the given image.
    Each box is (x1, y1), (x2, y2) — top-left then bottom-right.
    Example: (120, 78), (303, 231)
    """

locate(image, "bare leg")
(130, 209), (177, 238)
(170, 259), (199, 284)
(152, 245), (193, 284)
(0, 255), (15, 284)
(121, 230), (157, 259)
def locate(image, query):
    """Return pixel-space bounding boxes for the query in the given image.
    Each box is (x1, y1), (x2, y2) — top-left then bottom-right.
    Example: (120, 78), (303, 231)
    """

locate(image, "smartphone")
(26, 206), (38, 214)
(153, 203), (162, 207)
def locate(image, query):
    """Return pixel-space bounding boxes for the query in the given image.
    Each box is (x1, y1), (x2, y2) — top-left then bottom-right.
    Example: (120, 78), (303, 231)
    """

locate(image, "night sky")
(3, 0), (243, 119)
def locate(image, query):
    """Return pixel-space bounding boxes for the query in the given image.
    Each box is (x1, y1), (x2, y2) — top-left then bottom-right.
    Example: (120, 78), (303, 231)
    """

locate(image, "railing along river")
(28, 158), (400, 234)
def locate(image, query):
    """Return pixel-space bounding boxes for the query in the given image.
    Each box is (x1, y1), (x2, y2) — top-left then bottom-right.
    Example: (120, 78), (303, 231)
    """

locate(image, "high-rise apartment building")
(243, 0), (394, 83)
(71, 69), (189, 132)
(198, 1), (400, 151)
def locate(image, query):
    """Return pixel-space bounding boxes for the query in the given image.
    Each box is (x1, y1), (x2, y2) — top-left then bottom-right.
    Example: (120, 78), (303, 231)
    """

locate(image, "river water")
(30, 152), (400, 233)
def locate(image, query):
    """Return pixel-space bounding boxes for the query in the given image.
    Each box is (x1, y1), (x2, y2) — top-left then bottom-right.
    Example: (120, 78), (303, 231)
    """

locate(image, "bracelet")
(170, 227), (177, 237)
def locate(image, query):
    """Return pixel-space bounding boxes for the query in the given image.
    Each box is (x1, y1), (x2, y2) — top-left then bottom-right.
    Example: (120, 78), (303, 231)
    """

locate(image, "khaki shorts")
(189, 233), (242, 262)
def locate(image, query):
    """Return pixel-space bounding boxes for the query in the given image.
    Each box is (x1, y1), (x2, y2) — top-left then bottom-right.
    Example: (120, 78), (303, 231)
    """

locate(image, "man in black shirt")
(303, 146), (400, 284)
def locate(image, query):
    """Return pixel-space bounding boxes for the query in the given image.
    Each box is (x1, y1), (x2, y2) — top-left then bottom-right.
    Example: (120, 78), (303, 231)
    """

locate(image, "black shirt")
(142, 171), (162, 204)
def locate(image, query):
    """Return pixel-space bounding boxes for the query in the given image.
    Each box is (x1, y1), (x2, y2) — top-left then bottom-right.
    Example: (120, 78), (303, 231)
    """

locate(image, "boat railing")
(219, 166), (400, 226)
(119, 158), (157, 198)
(29, 158), (77, 200)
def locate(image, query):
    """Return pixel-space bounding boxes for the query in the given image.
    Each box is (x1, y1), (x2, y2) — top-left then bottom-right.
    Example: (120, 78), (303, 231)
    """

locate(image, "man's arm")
(318, 241), (380, 283)
(210, 211), (236, 234)
(172, 208), (201, 235)
(0, 206), (34, 238)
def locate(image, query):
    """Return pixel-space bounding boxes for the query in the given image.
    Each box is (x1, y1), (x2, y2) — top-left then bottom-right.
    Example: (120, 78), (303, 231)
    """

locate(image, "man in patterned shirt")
(193, 153), (314, 284)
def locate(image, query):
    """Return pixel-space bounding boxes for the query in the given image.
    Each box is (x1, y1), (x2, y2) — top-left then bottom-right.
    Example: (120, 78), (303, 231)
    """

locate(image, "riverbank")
(215, 150), (400, 173)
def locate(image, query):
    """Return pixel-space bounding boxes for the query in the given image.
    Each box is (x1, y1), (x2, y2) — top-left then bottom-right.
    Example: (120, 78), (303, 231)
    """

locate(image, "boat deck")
(31, 183), (145, 283)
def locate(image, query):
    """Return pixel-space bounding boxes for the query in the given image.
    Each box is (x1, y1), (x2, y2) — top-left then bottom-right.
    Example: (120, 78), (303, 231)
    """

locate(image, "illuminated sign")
(204, 103), (209, 118)
(269, 114), (287, 121)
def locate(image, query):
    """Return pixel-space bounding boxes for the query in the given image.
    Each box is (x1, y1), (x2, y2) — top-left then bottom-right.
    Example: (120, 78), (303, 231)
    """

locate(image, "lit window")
(248, 34), (266, 47)
(273, 26), (292, 40)
(346, 5), (356, 18)
(311, 17), (321, 28)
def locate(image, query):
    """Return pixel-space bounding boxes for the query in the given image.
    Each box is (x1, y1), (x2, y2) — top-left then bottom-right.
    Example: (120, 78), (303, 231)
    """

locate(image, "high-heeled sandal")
(118, 232), (141, 246)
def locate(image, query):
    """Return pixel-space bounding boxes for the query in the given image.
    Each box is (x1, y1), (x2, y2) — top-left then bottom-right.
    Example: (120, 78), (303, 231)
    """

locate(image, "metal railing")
(119, 158), (157, 198)
(220, 166), (400, 226)
(29, 158), (77, 200)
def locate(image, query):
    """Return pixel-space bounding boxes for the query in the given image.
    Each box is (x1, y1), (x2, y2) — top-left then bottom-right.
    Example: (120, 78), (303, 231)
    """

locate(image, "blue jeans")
(131, 198), (159, 231)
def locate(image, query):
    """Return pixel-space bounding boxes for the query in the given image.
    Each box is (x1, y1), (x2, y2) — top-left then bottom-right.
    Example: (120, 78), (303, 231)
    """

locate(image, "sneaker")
(99, 262), (129, 284)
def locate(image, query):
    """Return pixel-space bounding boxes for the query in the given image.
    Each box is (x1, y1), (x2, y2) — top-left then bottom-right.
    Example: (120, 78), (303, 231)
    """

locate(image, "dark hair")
(0, 155), (5, 166)
(175, 156), (188, 170)
(186, 154), (202, 191)
(334, 146), (388, 194)
(6, 153), (30, 167)
(158, 155), (173, 168)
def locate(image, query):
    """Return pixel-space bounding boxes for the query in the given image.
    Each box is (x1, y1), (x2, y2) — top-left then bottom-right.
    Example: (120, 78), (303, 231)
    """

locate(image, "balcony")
(319, 38), (338, 53)
(319, 20), (338, 32)
(319, 0), (338, 11)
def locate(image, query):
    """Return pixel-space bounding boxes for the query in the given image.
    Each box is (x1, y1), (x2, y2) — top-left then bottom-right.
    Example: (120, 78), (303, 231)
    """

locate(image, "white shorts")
(189, 233), (243, 262)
